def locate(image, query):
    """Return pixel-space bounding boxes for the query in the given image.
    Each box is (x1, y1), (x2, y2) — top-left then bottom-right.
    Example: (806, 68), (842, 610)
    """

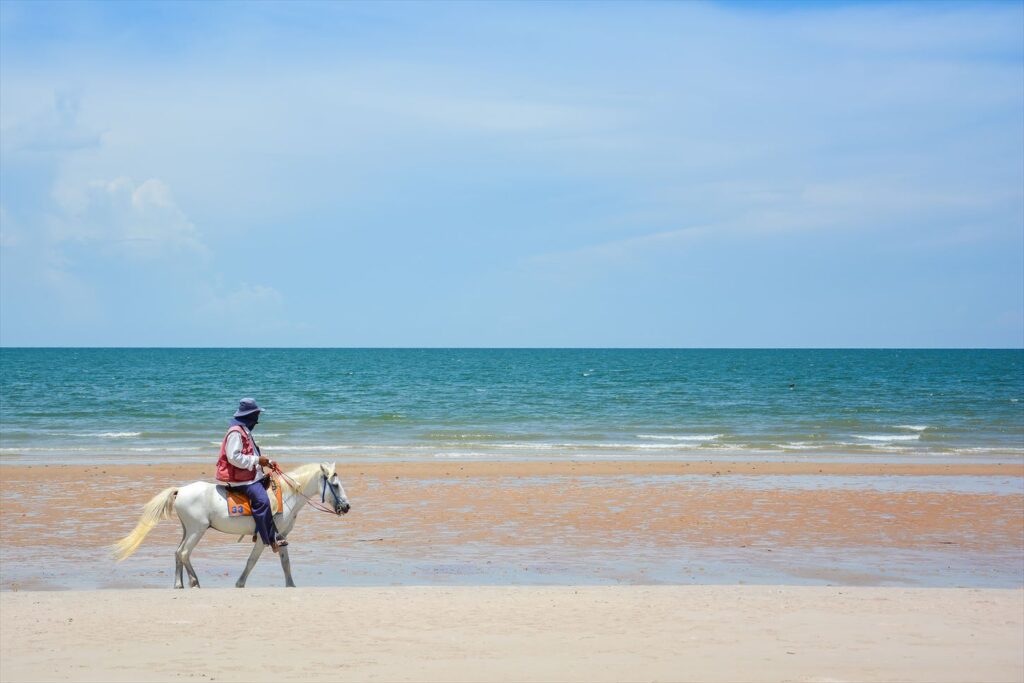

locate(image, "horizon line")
(2, 346), (1022, 351)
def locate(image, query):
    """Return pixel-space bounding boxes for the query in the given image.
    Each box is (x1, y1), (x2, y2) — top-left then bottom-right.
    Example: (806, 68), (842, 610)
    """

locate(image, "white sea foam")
(1, 445), (204, 454)
(268, 445), (357, 452)
(776, 442), (821, 450)
(127, 446), (200, 453)
(637, 434), (723, 442)
(895, 425), (928, 432)
(853, 434), (920, 442)
(69, 432), (142, 439)
(866, 445), (916, 453)
(1, 447), (100, 453)
(495, 442), (701, 451)
(834, 440), (918, 453)
(951, 446), (1024, 455)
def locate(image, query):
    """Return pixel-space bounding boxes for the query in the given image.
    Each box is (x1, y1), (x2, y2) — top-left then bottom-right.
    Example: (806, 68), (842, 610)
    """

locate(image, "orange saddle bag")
(225, 477), (284, 517)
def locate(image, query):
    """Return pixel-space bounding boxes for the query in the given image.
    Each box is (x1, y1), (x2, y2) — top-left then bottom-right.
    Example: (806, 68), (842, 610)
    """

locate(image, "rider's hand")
(259, 455), (275, 469)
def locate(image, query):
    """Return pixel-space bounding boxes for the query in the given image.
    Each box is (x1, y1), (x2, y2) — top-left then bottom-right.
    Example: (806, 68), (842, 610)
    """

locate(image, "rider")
(215, 398), (286, 553)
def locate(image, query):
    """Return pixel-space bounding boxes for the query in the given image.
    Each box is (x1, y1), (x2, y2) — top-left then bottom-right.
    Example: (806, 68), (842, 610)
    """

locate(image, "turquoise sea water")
(1, 348), (1021, 463)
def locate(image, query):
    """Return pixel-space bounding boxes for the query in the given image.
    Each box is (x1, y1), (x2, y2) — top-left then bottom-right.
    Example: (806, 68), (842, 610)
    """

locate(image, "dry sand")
(2, 585), (1022, 683)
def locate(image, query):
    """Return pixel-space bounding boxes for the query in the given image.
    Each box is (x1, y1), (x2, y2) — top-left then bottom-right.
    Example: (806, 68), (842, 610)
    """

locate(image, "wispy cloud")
(0, 94), (297, 343)
(51, 176), (208, 259)
(1, 1), (1020, 346)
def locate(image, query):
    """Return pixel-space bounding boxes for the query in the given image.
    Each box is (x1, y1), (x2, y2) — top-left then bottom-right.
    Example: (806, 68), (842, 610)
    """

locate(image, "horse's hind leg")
(178, 525), (208, 588)
(174, 525), (187, 589)
(235, 540), (266, 588)
(278, 543), (296, 588)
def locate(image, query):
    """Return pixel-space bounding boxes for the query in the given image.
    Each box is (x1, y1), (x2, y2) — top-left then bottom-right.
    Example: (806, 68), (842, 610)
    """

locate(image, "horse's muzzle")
(337, 503), (351, 515)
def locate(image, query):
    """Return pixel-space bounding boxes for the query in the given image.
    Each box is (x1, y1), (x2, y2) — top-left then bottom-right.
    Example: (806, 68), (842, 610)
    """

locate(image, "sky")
(1, 0), (1022, 348)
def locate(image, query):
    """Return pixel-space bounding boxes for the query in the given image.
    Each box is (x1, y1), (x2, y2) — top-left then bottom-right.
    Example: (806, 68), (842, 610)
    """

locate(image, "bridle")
(322, 476), (341, 506)
(271, 464), (346, 516)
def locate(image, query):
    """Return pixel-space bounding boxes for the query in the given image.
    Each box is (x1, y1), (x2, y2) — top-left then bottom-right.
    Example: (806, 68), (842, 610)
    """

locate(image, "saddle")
(219, 476), (284, 517)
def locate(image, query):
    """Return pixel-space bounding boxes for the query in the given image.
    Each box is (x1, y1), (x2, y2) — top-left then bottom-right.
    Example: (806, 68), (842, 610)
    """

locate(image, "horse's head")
(319, 462), (350, 515)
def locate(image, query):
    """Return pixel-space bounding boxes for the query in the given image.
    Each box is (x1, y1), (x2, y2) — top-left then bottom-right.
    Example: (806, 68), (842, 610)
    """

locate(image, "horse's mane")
(280, 463), (325, 492)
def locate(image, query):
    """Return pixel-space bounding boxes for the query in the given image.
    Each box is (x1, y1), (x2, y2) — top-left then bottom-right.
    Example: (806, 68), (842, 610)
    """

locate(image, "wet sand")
(2, 459), (1022, 682)
(1, 459), (1021, 589)
(2, 585), (1022, 682)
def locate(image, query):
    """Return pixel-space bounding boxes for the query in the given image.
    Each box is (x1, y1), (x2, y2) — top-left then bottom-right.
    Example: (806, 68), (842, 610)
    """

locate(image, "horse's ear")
(320, 463), (327, 475)
(330, 462), (337, 476)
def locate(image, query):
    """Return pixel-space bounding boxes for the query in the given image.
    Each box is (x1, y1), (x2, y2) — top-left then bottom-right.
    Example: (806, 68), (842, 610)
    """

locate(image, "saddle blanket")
(224, 477), (284, 517)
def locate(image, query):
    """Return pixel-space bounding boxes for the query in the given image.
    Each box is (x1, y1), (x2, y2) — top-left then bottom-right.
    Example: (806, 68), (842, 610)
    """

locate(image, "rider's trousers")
(239, 481), (277, 545)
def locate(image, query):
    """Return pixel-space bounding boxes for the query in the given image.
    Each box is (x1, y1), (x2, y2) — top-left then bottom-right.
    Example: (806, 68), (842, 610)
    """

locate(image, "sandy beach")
(3, 0), (1023, 678)
(2, 585), (1022, 682)
(2, 459), (1022, 681)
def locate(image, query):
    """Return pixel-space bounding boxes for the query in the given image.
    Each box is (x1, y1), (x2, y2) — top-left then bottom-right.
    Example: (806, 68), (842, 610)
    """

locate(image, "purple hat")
(233, 398), (263, 418)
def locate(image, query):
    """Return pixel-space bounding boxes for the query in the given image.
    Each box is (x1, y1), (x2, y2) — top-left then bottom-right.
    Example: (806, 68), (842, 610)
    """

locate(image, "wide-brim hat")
(233, 398), (263, 418)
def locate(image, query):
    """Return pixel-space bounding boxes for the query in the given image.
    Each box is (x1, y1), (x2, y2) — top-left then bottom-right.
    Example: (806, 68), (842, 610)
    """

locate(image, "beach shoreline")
(2, 585), (1022, 682)
(3, 457), (1021, 477)
(2, 459), (1021, 591)
(3, 448), (1022, 468)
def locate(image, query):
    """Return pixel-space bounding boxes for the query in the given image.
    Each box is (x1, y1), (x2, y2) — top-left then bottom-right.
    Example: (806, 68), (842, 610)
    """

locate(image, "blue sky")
(1, 1), (1021, 347)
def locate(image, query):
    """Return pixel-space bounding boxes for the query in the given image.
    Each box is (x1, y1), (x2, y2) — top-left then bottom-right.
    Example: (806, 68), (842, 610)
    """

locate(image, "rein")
(271, 465), (343, 516)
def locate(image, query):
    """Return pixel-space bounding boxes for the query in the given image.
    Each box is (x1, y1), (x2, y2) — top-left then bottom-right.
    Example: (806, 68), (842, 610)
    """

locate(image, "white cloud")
(197, 282), (284, 317)
(0, 91), (101, 155)
(341, 79), (608, 134)
(525, 224), (714, 288)
(0, 205), (20, 248)
(51, 176), (207, 259)
(1, 1), (1020, 345)
(192, 282), (298, 341)
(39, 256), (101, 322)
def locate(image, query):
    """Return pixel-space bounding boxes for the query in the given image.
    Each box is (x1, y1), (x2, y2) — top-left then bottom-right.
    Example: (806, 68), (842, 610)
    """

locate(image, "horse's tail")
(112, 487), (178, 561)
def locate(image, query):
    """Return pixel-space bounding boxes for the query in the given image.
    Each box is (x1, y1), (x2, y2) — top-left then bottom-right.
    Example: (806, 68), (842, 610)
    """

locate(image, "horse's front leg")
(236, 540), (266, 588)
(278, 541), (296, 588)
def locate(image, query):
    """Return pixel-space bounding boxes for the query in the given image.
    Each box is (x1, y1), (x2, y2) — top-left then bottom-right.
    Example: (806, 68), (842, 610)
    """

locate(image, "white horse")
(113, 462), (350, 588)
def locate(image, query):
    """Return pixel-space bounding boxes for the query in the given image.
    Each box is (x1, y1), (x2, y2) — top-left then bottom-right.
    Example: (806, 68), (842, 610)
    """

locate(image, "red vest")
(216, 425), (261, 483)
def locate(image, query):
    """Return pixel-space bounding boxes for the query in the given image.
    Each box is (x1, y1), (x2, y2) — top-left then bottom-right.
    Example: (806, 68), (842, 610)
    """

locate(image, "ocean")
(1, 348), (1021, 463)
